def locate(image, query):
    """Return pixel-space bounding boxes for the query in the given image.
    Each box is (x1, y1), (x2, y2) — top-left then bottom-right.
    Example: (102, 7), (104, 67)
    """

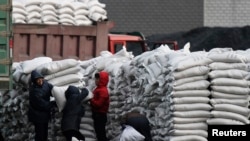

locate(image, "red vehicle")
(108, 32), (179, 56)
(108, 33), (149, 56)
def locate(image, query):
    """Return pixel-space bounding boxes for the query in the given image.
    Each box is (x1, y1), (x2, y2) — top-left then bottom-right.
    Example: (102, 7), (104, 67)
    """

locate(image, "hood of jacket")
(65, 85), (80, 99)
(97, 71), (109, 87)
(31, 70), (44, 84)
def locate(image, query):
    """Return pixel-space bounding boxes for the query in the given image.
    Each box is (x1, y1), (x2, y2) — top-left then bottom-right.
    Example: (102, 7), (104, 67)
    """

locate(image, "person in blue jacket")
(61, 85), (89, 141)
(28, 70), (54, 141)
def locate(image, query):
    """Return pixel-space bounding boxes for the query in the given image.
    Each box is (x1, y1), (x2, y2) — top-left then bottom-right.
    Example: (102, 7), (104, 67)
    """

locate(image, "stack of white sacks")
(41, 0), (59, 25)
(2, 45), (250, 141)
(86, 0), (108, 22)
(57, 0), (76, 25)
(25, 0), (42, 24)
(207, 48), (250, 125)
(12, 0), (27, 23)
(73, 1), (93, 26)
(166, 47), (213, 141)
(12, 0), (108, 25)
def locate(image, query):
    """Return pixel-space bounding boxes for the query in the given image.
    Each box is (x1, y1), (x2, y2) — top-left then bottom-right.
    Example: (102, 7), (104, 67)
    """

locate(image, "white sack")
(169, 129), (208, 138)
(171, 90), (210, 97)
(21, 57), (52, 74)
(170, 135), (207, 141)
(173, 66), (210, 79)
(173, 97), (210, 104)
(208, 69), (249, 79)
(174, 103), (212, 111)
(211, 111), (250, 124)
(211, 86), (250, 95)
(173, 111), (211, 118)
(119, 125), (145, 141)
(48, 73), (81, 86)
(212, 104), (250, 117)
(44, 66), (81, 80)
(37, 59), (79, 75)
(207, 118), (244, 125)
(211, 77), (249, 87)
(211, 91), (250, 99)
(173, 80), (210, 91)
(174, 75), (208, 86)
(51, 86), (69, 112)
(210, 99), (249, 107)
(173, 122), (208, 130)
(209, 62), (248, 70)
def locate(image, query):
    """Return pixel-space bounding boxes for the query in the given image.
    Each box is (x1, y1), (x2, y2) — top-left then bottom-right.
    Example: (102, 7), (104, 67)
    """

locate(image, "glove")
(81, 87), (94, 102)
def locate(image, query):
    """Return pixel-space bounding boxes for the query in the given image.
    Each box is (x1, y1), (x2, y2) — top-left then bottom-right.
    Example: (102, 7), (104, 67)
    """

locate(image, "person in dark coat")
(28, 70), (54, 141)
(90, 71), (110, 141)
(121, 110), (153, 141)
(61, 85), (89, 141)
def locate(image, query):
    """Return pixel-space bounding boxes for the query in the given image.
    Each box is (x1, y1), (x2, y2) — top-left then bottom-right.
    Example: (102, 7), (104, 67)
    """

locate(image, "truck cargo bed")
(13, 21), (110, 62)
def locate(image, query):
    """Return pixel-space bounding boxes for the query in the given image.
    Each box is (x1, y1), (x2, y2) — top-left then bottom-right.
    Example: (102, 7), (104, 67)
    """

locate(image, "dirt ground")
(146, 26), (250, 51)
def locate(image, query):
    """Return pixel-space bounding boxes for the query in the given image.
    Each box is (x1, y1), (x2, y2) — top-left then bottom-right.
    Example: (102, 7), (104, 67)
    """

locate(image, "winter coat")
(90, 71), (110, 113)
(123, 112), (153, 141)
(28, 70), (53, 123)
(61, 85), (89, 132)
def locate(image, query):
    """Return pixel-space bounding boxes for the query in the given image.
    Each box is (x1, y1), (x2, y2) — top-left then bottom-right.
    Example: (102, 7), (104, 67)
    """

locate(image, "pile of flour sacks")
(1, 45), (250, 141)
(12, 0), (108, 25)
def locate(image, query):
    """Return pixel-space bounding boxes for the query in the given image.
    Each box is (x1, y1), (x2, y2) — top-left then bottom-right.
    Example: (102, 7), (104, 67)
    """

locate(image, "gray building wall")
(99, 0), (250, 36)
(99, 0), (204, 36)
(204, 0), (250, 27)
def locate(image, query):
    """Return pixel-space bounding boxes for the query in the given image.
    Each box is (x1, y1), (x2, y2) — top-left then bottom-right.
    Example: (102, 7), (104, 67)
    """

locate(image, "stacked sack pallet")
(41, 0), (59, 25)
(12, 0), (108, 25)
(12, 0), (27, 23)
(104, 46), (186, 141)
(104, 48), (163, 139)
(166, 48), (212, 141)
(1, 46), (250, 141)
(207, 48), (250, 125)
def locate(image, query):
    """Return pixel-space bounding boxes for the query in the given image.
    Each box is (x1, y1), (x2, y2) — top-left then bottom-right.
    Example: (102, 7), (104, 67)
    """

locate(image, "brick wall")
(99, 0), (204, 36)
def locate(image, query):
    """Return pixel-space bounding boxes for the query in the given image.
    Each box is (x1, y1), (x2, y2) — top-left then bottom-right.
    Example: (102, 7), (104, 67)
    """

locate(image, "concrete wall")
(204, 0), (250, 27)
(100, 0), (204, 36)
(99, 0), (250, 36)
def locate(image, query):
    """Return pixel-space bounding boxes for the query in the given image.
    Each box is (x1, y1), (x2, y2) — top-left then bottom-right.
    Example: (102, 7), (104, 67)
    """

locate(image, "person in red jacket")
(90, 71), (110, 141)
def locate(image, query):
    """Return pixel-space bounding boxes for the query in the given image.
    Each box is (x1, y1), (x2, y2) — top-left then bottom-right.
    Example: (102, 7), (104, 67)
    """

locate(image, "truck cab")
(108, 34), (148, 56)
(108, 32), (178, 56)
